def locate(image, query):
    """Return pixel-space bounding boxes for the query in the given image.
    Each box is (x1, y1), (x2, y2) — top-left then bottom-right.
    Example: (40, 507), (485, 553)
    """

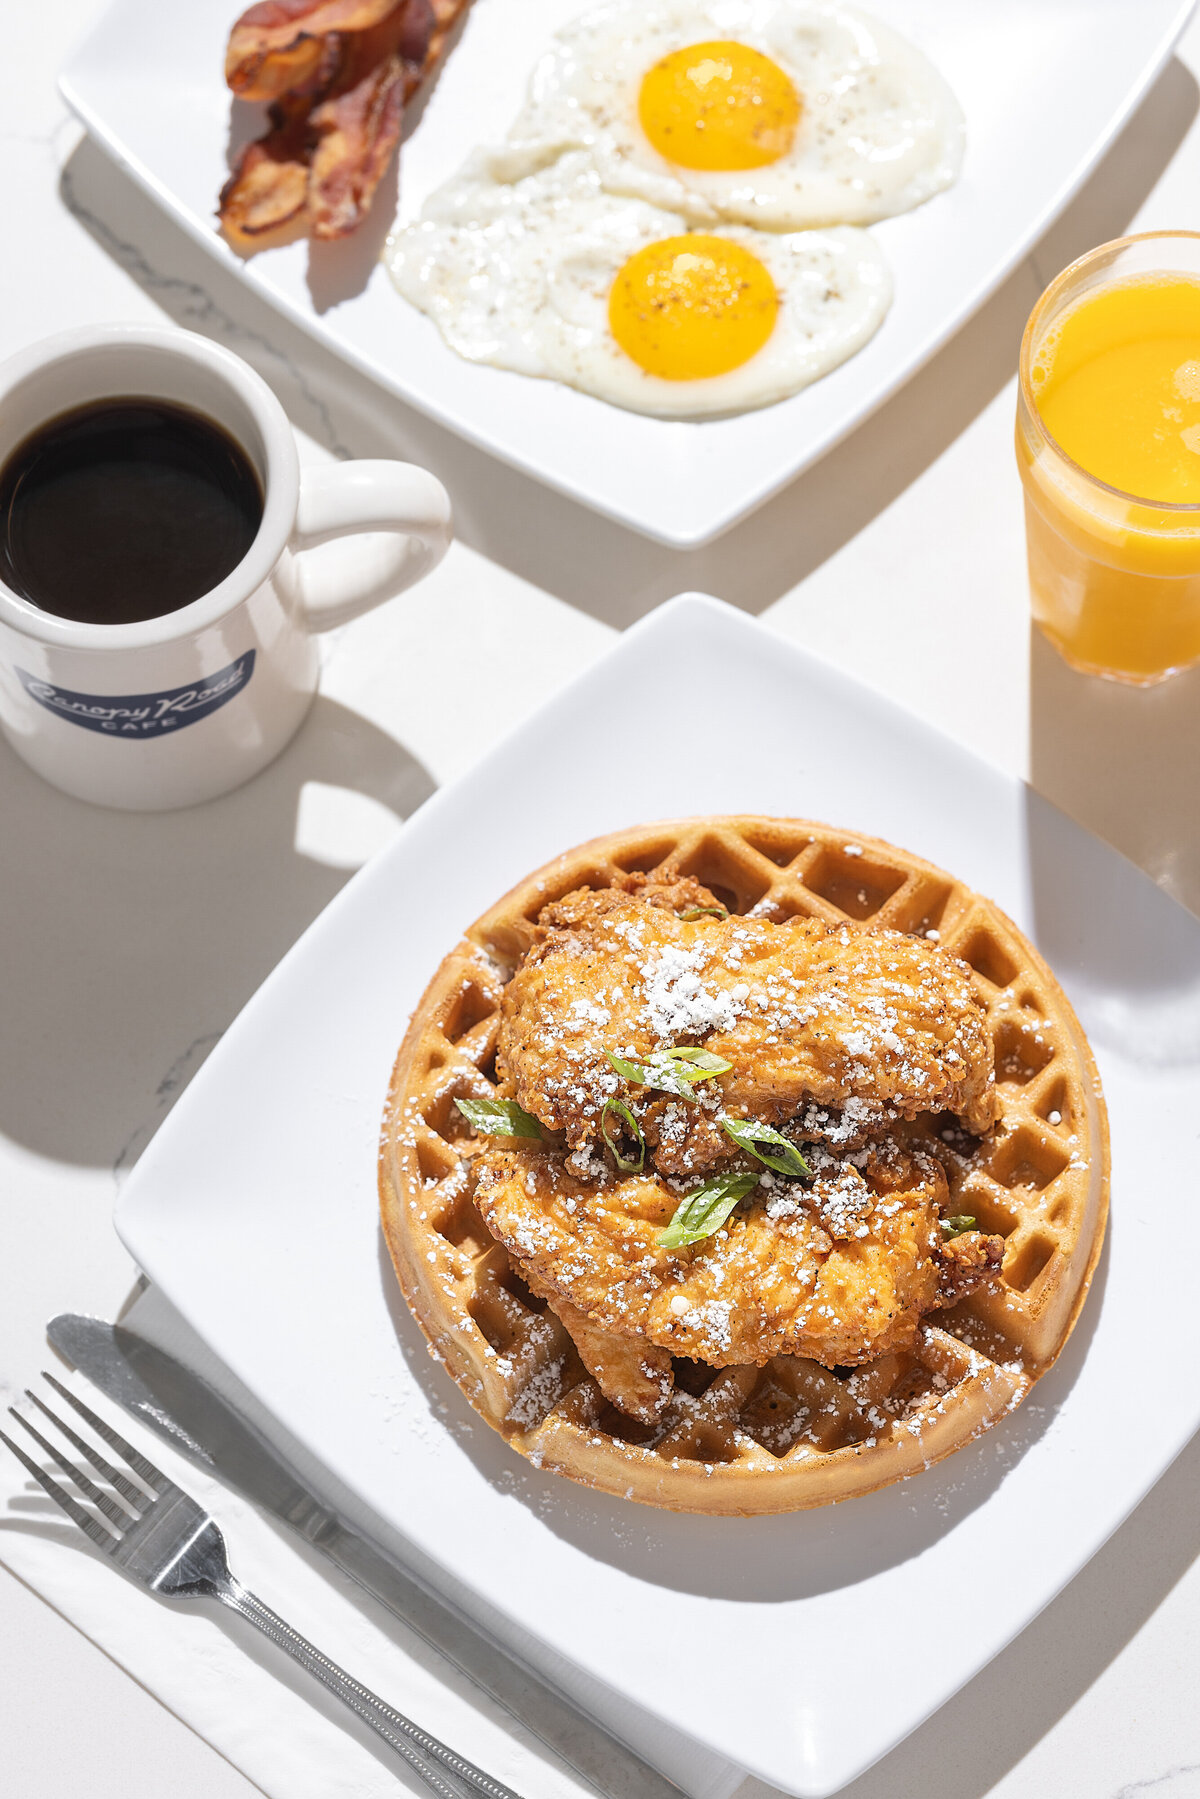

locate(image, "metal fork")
(1, 1374), (525, 1799)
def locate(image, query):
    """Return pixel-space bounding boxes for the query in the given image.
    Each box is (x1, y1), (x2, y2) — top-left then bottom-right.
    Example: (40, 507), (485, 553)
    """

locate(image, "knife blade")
(47, 1313), (678, 1799)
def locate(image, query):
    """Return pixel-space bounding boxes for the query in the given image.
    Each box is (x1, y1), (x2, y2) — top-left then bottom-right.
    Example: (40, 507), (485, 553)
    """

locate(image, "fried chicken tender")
(473, 1139), (952, 1369)
(496, 880), (996, 1180)
(527, 1280), (674, 1425)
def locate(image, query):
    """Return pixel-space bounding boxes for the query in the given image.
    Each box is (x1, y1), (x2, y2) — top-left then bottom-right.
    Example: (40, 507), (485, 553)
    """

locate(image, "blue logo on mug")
(17, 650), (256, 738)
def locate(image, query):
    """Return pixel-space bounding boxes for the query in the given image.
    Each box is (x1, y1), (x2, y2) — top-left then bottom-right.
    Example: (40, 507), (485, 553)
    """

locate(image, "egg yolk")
(608, 235), (778, 381)
(638, 40), (801, 172)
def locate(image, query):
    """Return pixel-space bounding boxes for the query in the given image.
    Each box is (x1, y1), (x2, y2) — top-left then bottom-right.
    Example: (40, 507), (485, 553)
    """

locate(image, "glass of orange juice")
(1017, 231), (1200, 684)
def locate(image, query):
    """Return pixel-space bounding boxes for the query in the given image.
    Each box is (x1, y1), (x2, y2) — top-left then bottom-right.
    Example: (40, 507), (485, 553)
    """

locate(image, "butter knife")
(47, 1313), (677, 1799)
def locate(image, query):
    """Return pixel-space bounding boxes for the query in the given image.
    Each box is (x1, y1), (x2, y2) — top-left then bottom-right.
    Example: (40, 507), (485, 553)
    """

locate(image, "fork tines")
(1, 1372), (168, 1551)
(2, 1369), (528, 1799)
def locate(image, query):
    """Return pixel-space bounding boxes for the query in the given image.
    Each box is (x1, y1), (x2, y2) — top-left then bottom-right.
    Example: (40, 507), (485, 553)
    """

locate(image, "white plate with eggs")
(62, 0), (1196, 546)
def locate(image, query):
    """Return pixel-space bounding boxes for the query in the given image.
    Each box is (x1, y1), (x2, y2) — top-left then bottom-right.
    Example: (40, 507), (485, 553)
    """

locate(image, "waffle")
(379, 818), (1108, 1513)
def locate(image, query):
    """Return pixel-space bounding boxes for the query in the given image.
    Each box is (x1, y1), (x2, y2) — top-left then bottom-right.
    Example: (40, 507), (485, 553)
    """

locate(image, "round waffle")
(379, 817), (1109, 1513)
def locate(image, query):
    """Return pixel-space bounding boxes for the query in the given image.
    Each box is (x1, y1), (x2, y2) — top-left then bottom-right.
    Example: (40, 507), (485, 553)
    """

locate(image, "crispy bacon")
(307, 4), (425, 239)
(420, 0), (468, 63)
(219, 0), (470, 249)
(218, 95), (314, 250)
(226, 0), (398, 100)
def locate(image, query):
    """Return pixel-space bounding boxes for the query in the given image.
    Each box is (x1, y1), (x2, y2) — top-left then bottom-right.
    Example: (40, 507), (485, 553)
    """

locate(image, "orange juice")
(1017, 234), (1200, 683)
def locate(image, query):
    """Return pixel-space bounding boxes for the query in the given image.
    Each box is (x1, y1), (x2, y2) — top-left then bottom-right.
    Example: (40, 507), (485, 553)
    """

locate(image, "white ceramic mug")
(0, 323), (452, 809)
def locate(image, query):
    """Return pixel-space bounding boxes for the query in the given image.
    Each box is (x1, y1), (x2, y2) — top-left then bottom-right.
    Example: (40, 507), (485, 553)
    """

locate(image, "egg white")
(383, 146), (892, 417)
(509, 0), (965, 231)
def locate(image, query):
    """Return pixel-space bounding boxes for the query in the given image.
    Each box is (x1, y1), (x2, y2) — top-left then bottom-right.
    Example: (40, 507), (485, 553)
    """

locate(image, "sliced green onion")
(658, 1171), (761, 1251)
(606, 1051), (648, 1084)
(720, 1116), (811, 1180)
(605, 1045), (731, 1101)
(678, 905), (729, 921)
(601, 1097), (645, 1173)
(454, 1097), (543, 1140)
(940, 1214), (977, 1240)
(661, 1047), (732, 1075)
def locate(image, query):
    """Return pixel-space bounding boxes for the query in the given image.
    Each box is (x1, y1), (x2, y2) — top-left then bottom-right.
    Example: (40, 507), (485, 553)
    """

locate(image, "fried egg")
(383, 147), (891, 417)
(509, 0), (965, 231)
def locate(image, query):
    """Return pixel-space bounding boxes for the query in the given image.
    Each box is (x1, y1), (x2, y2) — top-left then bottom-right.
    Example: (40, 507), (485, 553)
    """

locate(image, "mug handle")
(291, 461), (453, 633)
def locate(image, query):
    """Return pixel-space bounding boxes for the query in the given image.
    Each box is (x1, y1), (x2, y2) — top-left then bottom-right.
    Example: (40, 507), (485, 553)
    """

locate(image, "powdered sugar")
(637, 942), (746, 1042)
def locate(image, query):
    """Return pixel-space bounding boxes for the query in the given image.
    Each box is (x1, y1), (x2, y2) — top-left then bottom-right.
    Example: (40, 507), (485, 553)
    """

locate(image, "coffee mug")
(0, 323), (452, 809)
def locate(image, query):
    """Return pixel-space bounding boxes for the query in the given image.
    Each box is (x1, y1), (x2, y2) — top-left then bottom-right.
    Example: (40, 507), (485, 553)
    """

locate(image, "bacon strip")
(226, 0), (398, 100)
(219, 96), (314, 248)
(219, 0), (470, 250)
(307, 1), (430, 239)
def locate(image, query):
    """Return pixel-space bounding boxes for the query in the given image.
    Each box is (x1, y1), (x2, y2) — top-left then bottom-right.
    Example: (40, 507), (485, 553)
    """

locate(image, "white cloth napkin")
(0, 1316), (746, 1799)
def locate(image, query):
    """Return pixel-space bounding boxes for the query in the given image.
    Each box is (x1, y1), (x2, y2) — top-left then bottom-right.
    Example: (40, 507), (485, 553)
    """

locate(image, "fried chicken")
(935, 1228), (1006, 1306)
(463, 876), (1004, 1405)
(497, 877), (996, 1179)
(475, 1138), (960, 1369)
(532, 1285), (674, 1425)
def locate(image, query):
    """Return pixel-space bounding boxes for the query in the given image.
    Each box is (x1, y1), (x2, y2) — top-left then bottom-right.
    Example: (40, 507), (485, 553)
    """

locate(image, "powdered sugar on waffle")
(381, 823), (1106, 1511)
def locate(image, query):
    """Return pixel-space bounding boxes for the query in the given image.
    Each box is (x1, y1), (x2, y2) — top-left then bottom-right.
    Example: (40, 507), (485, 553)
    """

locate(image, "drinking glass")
(1016, 230), (1200, 685)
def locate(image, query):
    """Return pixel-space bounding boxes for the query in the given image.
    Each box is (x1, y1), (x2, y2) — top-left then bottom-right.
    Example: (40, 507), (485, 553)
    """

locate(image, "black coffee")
(0, 397), (264, 626)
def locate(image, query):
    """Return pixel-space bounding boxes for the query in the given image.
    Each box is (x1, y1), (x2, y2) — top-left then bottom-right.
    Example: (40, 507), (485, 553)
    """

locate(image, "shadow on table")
(59, 57), (1198, 631)
(1027, 662), (1200, 1083)
(0, 698), (433, 1171)
(1029, 625), (1200, 923)
(903, 679), (1200, 1799)
(739, 1416), (1200, 1799)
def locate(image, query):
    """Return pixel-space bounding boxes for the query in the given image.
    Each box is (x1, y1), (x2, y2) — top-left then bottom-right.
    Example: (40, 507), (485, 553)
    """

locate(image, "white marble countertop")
(3, 4), (1200, 1797)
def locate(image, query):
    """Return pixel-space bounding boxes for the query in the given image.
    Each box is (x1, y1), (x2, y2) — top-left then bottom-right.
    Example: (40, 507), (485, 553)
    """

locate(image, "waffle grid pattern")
(380, 819), (1109, 1513)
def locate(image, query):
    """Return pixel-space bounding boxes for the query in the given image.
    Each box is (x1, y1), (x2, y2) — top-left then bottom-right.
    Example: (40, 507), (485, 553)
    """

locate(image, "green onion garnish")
(664, 1047), (732, 1074)
(678, 905), (729, 921)
(607, 1051), (650, 1084)
(940, 1215), (977, 1240)
(454, 1097), (543, 1140)
(606, 1045), (731, 1101)
(658, 1171), (761, 1251)
(720, 1116), (811, 1180)
(601, 1097), (645, 1173)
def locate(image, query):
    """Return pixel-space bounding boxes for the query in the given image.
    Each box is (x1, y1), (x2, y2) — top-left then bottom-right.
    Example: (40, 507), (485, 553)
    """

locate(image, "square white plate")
(61, 0), (1194, 547)
(115, 595), (1200, 1797)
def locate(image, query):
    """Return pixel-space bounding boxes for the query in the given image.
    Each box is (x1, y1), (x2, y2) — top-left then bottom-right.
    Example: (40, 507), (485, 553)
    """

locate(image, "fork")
(1, 1374), (525, 1799)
